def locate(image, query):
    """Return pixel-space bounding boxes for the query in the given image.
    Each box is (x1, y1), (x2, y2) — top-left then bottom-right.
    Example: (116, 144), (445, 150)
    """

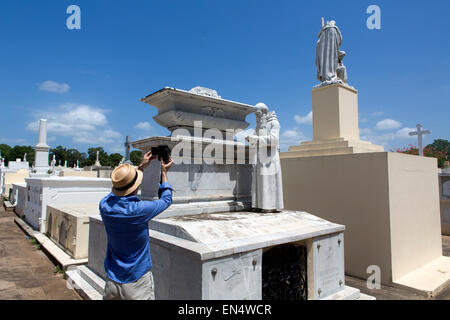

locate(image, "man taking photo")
(99, 150), (174, 300)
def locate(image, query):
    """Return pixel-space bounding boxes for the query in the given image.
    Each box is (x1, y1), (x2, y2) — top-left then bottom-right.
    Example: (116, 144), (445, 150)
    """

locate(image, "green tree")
(108, 153), (123, 168)
(50, 146), (67, 166)
(86, 147), (109, 167)
(65, 149), (82, 167)
(9, 146), (34, 164)
(0, 144), (12, 162)
(426, 139), (450, 159)
(130, 150), (142, 166)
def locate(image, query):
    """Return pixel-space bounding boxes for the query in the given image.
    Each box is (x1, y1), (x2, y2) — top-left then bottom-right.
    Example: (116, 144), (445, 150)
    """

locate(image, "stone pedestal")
(33, 119), (50, 176)
(284, 84), (383, 158)
(281, 152), (450, 296)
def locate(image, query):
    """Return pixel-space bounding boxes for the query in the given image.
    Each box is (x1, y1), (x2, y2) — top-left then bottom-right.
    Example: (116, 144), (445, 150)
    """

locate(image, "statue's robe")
(316, 25), (343, 83)
(250, 114), (284, 211)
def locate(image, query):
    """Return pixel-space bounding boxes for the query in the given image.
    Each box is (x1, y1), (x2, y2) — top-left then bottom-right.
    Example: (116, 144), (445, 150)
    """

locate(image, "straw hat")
(111, 163), (143, 196)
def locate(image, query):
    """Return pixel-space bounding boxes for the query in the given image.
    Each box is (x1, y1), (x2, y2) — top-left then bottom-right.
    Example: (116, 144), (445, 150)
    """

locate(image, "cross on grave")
(124, 136), (131, 162)
(409, 124), (431, 156)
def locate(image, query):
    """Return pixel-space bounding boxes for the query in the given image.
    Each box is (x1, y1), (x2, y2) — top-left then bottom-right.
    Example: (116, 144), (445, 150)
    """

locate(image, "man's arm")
(140, 158), (174, 222)
(138, 150), (157, 171)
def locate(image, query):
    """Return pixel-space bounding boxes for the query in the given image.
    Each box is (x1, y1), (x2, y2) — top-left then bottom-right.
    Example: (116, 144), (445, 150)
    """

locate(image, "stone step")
(300, 138), (347, 145)
(66, 268), (103, 300)
(289, 141), (351, 152)
(3, 200), (15, 212)
(77, 265), (105, 296)
(283, 147), (355, 158)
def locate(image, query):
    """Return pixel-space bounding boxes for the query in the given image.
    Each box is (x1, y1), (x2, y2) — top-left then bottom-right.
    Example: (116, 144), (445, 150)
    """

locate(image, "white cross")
(409, 124), (431, 156)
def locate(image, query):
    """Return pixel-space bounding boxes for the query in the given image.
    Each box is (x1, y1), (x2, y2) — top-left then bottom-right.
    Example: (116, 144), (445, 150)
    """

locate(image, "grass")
(53, 265), (67, 279)
(29, 237), (41, 250)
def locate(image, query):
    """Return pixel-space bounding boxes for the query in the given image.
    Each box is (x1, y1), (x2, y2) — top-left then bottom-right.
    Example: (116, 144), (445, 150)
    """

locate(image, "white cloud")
(26, 103), (122, 146)
(361, 127), (415, 146)
(135, 121), (152, 131)
(294, 111), (313, 125)
(375, 118), (402, 131)
(280, 128), (308, 151)
(395, 127), (416, 139)
(39, 80), (70, 94)
(360, 117), (369, 124)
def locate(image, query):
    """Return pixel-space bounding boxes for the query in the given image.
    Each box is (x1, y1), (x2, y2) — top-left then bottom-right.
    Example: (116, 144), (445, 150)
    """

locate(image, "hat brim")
(112, 169), (143, 197)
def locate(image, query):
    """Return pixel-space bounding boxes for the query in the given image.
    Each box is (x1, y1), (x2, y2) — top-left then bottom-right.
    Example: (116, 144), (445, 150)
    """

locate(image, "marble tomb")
(67, 86), (371, 300)
(24, 176), (112, 233)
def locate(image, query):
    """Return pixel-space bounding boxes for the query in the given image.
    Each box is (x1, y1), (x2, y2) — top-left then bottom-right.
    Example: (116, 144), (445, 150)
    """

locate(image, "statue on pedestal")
(50, 155), (56, 174)
(246, 103), (284, 212)
(315, 19), (348, 86)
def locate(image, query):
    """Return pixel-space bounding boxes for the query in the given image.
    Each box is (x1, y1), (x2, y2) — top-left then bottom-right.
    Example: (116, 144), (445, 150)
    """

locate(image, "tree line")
(0, 144), (142, 168)
(1, 139), (449, 168)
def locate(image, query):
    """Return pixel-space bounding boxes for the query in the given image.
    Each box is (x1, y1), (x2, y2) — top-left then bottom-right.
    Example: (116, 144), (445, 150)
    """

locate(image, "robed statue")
(316, 19), (348, 86)
(246, 103), (284, 212)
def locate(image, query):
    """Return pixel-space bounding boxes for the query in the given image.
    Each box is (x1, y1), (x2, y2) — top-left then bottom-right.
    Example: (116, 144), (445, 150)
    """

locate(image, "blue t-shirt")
(99, 182), (173, 283)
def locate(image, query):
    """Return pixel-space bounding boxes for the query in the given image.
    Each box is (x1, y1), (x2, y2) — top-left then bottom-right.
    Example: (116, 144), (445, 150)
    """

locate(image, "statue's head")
(254, 103), (269, 117)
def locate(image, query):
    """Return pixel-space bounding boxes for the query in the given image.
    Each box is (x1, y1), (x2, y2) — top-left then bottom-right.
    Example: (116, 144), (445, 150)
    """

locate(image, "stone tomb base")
(67, 210), (374, 300)
(281, 151), (450, 297)
(46, 203), (99, 260)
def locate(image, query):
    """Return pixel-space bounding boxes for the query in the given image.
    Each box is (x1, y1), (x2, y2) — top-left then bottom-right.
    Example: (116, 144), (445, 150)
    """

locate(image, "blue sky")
(0, 0), (449, 153)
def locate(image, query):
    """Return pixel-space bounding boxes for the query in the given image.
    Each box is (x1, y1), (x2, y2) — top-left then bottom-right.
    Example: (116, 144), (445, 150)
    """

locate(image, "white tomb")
(10, 182), (27, 216)
(67, 87), (371, 300)
(24, 176), (112, 233)
(46, 203), (99, 259)
(81, 211), (366, 300)
(8, 159), (30, 171)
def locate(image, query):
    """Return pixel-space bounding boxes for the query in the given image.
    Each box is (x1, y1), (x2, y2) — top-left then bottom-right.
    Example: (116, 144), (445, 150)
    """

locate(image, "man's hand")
(138, 150), (157, 171)
(160, 158), (173, 183)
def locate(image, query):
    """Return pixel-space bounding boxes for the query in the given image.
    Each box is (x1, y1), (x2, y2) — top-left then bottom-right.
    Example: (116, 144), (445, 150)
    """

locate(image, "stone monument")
(280, 20), (450, 296)
(246, 103), (284, 212)
(50, 155), (57, 175)
(67, 86), (371, 300)
(285, 20), (383, 158)
(124, 136), (131, 163)
(93, 151), (102, 167)
(315, 19), (347, 87)
(32, 119), (50, 176)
